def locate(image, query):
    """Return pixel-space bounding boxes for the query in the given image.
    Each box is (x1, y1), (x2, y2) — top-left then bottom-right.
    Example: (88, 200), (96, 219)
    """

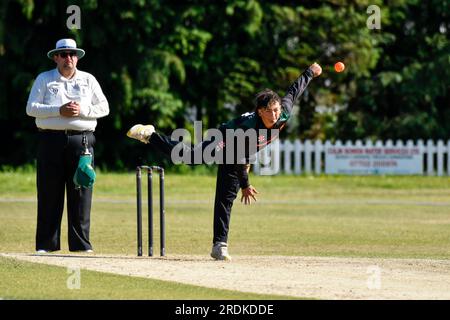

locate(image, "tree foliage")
(0, 0), (448, 169)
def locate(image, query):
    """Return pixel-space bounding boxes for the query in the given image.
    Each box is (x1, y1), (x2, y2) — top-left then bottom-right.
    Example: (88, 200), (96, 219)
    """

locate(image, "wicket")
(136, 165), (165, 257)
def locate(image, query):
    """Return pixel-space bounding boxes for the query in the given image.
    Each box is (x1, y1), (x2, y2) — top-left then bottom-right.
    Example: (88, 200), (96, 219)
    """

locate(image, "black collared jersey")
(220, 67), (314, 144)
(216, 67), (314, 188)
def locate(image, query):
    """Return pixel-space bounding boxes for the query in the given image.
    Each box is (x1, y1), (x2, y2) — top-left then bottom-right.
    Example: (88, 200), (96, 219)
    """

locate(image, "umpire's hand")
(60, 101), (81, 117)
(241, 185), (259, 205)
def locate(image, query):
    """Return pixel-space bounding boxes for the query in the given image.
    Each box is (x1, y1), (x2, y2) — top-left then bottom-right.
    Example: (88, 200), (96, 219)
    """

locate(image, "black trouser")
(35, 130), (95, 251)
(149, 133), (239, 244)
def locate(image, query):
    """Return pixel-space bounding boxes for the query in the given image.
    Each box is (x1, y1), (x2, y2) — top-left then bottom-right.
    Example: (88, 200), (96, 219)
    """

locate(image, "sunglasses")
(58, 51), (77, 58)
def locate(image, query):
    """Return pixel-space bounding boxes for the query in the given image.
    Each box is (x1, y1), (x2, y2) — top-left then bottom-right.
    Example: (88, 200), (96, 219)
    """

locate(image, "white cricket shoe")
(210, 242), (232, 261)
(127, 124), (155, 144)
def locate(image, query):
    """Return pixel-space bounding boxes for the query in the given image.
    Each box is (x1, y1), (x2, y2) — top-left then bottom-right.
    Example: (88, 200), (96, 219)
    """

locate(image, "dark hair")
(254, 89), (281, 111)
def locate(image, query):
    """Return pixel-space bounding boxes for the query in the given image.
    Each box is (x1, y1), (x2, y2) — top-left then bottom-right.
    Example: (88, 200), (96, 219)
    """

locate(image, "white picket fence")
(253, 139), (450, 176)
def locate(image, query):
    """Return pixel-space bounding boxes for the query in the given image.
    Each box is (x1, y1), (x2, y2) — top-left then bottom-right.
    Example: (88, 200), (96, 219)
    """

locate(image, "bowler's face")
(258, 101), (281, 128)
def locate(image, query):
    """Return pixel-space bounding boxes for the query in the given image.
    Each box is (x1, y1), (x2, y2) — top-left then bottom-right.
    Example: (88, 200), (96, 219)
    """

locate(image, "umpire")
(26, 39), (109, 253)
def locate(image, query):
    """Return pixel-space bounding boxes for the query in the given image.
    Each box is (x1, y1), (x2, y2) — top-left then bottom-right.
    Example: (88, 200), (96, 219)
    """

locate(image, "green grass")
(0, 256), (293, 300)
(1, 171), (450, 299)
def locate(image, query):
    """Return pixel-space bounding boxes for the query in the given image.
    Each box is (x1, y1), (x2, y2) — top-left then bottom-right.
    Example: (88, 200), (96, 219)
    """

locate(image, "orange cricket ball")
(334, 62), (345, 73)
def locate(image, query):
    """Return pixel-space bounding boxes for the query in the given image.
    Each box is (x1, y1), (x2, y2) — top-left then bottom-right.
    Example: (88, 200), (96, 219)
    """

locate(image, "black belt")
(38, 129), (94, 135)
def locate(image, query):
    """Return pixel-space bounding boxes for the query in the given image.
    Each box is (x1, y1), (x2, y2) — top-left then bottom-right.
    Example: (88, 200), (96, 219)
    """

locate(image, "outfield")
(1, 171), (450, 299)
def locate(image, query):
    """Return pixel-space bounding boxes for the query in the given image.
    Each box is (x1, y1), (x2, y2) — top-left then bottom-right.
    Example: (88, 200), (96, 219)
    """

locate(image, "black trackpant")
(35, 130), (95, 251)
(149, 133), (240, 244)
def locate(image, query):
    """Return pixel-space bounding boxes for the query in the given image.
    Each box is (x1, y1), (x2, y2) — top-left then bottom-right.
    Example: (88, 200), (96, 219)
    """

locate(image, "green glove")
(73, 154), (96, 188)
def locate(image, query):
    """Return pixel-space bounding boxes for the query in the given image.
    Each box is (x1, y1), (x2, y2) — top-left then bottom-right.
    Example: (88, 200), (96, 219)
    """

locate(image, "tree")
(336, 0), (450, 140)
(0, 0), (448, 169)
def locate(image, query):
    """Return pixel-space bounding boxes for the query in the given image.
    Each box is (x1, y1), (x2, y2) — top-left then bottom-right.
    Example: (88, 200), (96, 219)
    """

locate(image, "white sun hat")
(47, 38), (85, 59)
